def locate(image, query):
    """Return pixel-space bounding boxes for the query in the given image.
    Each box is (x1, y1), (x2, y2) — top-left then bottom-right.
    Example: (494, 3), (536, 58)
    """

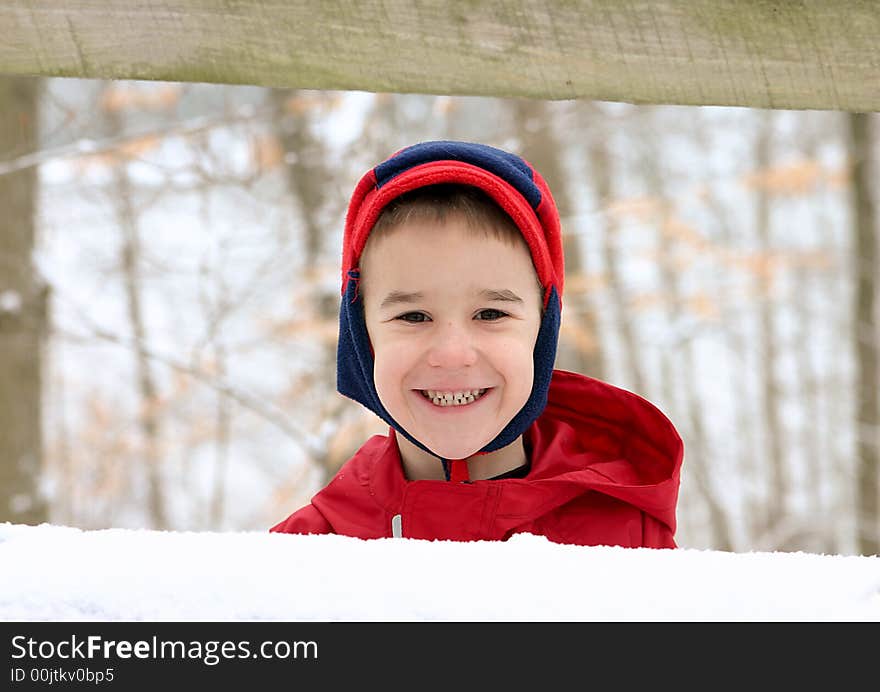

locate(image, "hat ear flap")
(478, 285), (561, 453)
(336, 272), (380, 415)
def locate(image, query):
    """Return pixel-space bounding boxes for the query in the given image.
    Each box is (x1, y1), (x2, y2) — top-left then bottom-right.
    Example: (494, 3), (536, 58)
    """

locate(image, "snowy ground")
(1, 522), (878, 621)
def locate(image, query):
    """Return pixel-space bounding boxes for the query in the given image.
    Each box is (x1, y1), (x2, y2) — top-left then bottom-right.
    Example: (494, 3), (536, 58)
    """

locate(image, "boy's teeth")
(421, 388), (487, 407)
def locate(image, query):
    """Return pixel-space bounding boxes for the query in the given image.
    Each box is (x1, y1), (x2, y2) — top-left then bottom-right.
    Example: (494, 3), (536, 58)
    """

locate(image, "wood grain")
(2, 1), (879, 110)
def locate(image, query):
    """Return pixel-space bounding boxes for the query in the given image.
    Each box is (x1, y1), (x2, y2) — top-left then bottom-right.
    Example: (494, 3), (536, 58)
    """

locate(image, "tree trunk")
(209, 338), (230, 528)
(104, 89), (168, 529)
(510, 98), (606, 380)
(587, 107), (644, 394)
(697, 168), (759, 550)
(0, 76), (47, 526)
(847, 112), (879, 556)
(642, 107), (733, 551)
(270, 88), (339, 484)
(754, 110), (787, 537)
(790, 123), (833, 553)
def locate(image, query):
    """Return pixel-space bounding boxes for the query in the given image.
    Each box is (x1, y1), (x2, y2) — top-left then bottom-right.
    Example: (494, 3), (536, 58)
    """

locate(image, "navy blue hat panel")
(336, 273), (383, 417)
(372, 140), (543, 211)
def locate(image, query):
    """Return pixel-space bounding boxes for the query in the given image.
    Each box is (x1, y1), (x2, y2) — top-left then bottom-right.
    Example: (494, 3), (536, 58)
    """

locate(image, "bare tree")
(788, 116), (836, 553)
(583, 103), (643, 392)
(847, 113), (879, 556)
(639, 107), (734, 551)
(0, 76), (48, 526)
(270, 88), (347, 485)
(689, 112), (763, 551)
(752, 110), (788, 538)
(102, 83), (168, 530)
(510, 98), (606, 380)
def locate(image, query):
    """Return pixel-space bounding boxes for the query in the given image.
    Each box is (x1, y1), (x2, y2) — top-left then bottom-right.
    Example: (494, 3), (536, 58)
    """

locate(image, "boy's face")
(361, 217), (543, 461)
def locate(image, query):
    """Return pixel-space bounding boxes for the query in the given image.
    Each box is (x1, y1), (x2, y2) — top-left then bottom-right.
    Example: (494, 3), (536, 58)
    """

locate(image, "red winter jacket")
(271, 370), (683, 547)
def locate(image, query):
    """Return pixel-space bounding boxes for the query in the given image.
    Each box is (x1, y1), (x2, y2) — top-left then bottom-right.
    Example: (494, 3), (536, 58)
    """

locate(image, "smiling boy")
(361, 186), (543, 481)
(271, 140), (683, 547)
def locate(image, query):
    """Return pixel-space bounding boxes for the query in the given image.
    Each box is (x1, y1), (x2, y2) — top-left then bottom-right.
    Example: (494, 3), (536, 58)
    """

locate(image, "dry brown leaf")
(564, 271), (607, 294)
(628, 292), (664, 312)
(741, 160), (824, 195)
(284, 92), (343, 115)
(605, 195), (666, 222)
(824, 165), (849, 189)
(253, 134), (285, 170)
(661, 216), (709, 251)
(686, 292), (719, 320)
(560, 320), (599, 356)
(117, 134), (161, 159)
(100, 84), (182, 113)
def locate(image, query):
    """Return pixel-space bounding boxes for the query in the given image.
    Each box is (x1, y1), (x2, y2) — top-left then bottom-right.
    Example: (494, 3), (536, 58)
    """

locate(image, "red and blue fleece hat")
(337, 140), (564, 478)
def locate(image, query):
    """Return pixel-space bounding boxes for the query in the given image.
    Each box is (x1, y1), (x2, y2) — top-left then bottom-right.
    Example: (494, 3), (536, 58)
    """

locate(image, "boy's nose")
(426, 322), (478, 369)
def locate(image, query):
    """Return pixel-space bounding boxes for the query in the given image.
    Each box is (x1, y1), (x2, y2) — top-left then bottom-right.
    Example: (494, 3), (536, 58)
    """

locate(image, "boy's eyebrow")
(378, 288), (524, 309)
(379, 290), (425, 309)
(479, 289), (524, 304)
(379, 288), (524, 310)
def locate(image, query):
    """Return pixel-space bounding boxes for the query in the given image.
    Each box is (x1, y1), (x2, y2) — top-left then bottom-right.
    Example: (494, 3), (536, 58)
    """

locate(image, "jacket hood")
(523, 369), (683, 532)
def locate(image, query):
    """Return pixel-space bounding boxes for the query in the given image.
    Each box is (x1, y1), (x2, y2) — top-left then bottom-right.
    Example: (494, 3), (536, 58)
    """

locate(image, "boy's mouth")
(418, 388), (488, 407)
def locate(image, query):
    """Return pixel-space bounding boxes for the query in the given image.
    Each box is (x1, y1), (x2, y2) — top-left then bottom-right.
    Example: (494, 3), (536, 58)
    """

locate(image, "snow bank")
(1, 522), (878, 621)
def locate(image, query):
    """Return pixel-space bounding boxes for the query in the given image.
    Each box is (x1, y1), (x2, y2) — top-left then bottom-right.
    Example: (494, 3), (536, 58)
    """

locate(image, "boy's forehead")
(361, 214), (530, 260)
(363, 227), (532, 276)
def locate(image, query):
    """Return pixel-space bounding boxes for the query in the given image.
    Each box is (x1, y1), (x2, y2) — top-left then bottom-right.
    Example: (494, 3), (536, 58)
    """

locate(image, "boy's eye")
(475, 309), (508, 321)
(396, 312), (430, 323)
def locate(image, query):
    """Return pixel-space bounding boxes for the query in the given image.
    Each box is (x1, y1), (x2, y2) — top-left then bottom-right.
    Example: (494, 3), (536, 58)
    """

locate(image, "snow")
(1, 522), (878, 621)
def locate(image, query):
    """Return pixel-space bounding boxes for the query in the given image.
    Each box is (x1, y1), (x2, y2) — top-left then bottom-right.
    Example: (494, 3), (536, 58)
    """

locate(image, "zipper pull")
(391, 514), (402, 538)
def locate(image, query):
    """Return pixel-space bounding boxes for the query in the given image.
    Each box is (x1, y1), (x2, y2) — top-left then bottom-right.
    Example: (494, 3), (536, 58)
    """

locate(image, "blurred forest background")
(0, 75), (877, 556)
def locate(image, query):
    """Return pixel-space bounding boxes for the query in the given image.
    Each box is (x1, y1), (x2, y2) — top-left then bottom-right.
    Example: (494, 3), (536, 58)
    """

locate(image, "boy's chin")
(429, 446), (483, 461)
(419, 435), (492, 461)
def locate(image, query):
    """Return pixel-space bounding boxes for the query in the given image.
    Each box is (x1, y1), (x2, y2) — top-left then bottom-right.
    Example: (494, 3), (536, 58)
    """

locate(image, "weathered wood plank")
(2, 1), (879, 111)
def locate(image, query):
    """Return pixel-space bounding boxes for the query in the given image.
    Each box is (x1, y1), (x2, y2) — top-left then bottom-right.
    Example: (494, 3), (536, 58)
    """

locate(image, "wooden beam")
(2, 1), (879, 111)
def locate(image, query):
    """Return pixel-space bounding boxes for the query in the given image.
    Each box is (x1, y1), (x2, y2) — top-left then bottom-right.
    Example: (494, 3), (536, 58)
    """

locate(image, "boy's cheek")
(373, 335), (413, 372)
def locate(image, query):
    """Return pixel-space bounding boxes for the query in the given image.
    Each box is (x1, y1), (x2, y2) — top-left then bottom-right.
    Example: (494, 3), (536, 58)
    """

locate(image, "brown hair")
(367, 183), (525, 248)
